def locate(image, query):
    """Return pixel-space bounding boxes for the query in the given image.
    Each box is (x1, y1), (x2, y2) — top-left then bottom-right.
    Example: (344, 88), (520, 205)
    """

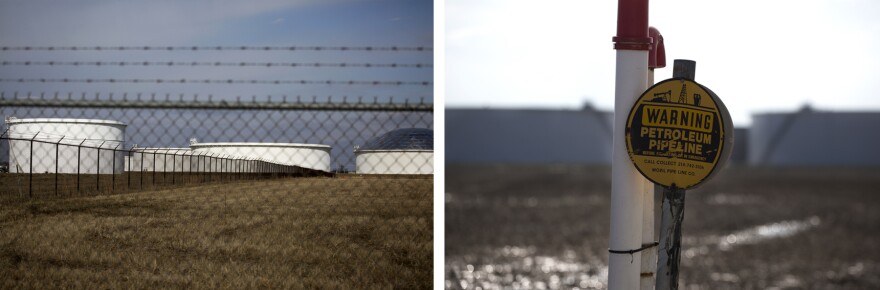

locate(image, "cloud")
(0, 0), (337, 44)
(273, 18), (286, 24)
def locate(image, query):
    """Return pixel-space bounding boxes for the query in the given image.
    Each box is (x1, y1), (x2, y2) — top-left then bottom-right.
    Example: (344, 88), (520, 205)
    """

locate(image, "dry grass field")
(0, 172), (330, 198)
(0, 176), (432, 289)
(446, 165), (880, 290)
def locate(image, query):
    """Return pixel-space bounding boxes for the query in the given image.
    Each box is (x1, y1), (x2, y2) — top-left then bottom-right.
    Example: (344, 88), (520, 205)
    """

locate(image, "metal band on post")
(609, 241), (660, 262)
(613, 37), (653, 51)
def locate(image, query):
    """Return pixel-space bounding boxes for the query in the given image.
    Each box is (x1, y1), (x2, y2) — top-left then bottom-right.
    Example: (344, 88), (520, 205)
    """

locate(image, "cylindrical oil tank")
(749, 110), (880, 166)
(355, 128), (433, 174)
(6, 117), (126, 174)
(125, 148), (195, 172)
(189, 142), (331, 172)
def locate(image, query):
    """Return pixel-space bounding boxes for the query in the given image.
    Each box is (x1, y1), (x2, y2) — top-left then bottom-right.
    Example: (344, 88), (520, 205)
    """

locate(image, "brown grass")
(0, 176), (432, 289)
(0, 172), (329, 198)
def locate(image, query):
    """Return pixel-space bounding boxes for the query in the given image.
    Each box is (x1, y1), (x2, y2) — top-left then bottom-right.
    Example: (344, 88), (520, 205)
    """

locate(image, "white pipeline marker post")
(609, 0), (651, 288)
(640, 25), (665, 289)
(609, 50), (649, 290)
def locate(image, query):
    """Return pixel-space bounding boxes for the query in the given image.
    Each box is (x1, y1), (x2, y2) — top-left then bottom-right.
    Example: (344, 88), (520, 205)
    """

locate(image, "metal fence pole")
(172, 149), (178, 185)
(77, 139), (85, 194)
(55, 136), (64, 196)
(163, 150), (168, 186)
(97, 141), (105, 193)
(202, 153), (206, 183)
(189, 151), (195, 184)
(140, 151), (144, 189)
(152, 151), (156, 187)
(128, 147), (133, 190)
(29, 132), (38, 198)
(112, 144), (119, 193)
(207, 154), (213, 182)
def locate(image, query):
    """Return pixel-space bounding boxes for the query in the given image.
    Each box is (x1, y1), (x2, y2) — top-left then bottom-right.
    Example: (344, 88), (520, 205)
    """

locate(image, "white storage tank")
(5, 117), (126, 174)
(189, 140), (331, 172)
(749, 109), (880, 166)
(446, 107), (613, 164)
(355, 128), (433, 174)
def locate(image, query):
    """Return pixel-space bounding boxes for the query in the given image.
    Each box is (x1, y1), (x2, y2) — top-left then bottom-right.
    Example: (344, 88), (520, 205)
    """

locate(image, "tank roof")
(5, 117), (126, 126)
(190, 142), (330, 149)
(359, 128), (433, 151)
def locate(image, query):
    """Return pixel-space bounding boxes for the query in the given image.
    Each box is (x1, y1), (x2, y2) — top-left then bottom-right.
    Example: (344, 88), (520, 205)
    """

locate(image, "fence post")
(163, 150), (168, 186)
(55, 136), (65, 196)
(152, 150), (156, 187)
(97, 141), (105, 193)
(207, 153), (213, 182)
(140, 150), (144, 189)
(29, 132), (39, 198)
(172, 149), (179, 185)
(128, 147), (134, 190)
(77, 139), (85, 194)
(189, 151), (195, 184)
(202, 153), (207, 183)
(112, 144), (119, 193)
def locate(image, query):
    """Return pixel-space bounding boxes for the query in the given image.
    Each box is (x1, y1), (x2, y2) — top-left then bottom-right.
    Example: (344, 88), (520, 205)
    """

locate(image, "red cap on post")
(648, 26), (666, 68)
(613, 0), (651, 50)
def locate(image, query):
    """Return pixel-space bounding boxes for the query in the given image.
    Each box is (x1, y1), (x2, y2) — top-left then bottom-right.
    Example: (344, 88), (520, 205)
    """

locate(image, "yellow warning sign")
(625, 78), (730, 189)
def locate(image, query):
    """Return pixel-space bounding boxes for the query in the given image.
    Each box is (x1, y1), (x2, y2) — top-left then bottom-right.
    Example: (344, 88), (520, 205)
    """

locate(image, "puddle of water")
(446, 247), (608, 290)
(449, 217), (824, 290)
(706, 192), (760, 205)
(709, 272), (741, 283)
(717, 216), (820, 251)
(685, 216), (821, 258)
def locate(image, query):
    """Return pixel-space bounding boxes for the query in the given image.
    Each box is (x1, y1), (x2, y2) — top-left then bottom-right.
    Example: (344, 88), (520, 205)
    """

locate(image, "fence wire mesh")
(0, 96), (433, 289)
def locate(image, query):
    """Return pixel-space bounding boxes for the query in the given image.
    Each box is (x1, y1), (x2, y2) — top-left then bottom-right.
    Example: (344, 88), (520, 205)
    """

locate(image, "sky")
(446, 0), (880, 126)
(0, 0), (433, 103)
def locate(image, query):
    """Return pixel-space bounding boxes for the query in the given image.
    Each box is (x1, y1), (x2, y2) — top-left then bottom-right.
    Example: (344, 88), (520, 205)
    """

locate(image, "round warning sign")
(625, 78), (733, 189)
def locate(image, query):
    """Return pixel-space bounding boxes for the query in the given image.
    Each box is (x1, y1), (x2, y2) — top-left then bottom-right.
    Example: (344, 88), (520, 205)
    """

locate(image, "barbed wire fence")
(0, 45), (434, 289)
(0, 94), (432, 197)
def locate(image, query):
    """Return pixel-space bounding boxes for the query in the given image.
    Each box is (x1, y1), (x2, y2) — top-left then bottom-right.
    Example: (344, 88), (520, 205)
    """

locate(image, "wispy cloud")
(0, 0), (338, 44)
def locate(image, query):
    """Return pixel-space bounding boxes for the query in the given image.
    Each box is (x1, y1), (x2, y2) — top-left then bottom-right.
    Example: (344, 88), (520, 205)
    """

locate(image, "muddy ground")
(445, 165), (880, 290)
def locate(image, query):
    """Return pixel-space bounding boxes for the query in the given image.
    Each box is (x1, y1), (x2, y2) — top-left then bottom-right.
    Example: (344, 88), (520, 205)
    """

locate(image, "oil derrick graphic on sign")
(678, 81), (688, 104)
(678, 80), (702, 107)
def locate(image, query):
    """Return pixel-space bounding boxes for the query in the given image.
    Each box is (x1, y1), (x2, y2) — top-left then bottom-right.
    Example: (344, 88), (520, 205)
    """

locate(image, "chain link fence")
(0, 95), (433, 289)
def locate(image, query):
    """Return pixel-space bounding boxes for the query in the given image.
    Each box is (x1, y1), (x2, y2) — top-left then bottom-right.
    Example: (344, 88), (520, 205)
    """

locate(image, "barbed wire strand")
(0, 46), (431, 52)
(0, 60), (432, 68)
(0, 91), (433, 111)
(0, 78), (431, 86)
